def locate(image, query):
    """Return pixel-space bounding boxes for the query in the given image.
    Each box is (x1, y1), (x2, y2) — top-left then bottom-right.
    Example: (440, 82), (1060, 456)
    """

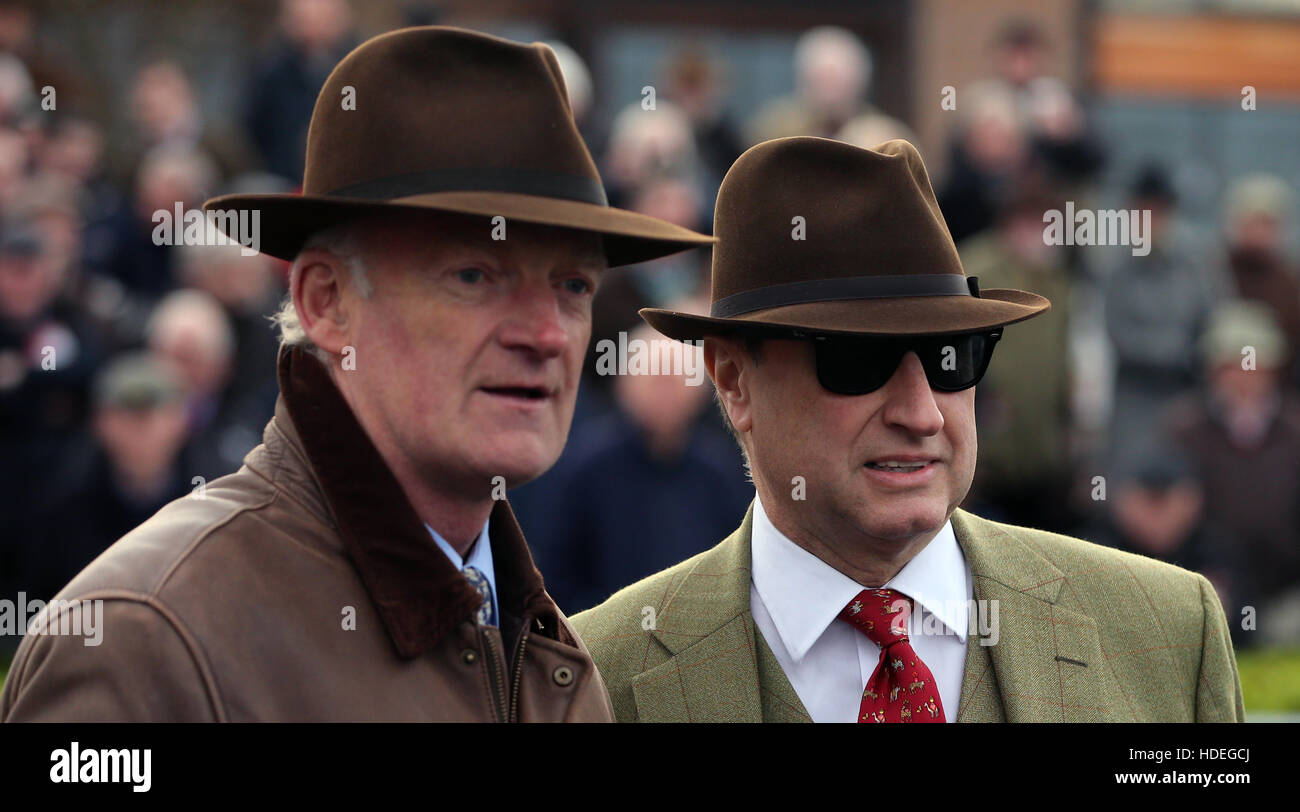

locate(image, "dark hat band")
(327, 167), (609, 206)
(710, 274), (977, 318)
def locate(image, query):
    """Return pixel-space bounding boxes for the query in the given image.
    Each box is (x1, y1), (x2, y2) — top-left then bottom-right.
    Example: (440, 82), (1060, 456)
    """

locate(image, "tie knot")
(839, 588), (912, 647)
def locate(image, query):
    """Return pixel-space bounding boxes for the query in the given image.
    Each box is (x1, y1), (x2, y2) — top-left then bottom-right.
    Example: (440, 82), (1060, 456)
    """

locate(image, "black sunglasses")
(806, 330), (1002, 396)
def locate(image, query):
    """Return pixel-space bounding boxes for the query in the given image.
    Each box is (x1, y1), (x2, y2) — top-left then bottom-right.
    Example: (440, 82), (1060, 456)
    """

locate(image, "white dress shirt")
(425, 519), (498, 624)
(750, 495), (973, 722)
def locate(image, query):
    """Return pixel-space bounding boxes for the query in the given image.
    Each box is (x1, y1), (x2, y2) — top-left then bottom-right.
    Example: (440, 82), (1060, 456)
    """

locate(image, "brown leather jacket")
(1, 346), (615, 722)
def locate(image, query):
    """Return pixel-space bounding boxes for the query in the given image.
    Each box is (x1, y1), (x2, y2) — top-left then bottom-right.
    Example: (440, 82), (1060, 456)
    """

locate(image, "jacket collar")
(272, 344), (560, 659)
(631, 502), (1109, 722)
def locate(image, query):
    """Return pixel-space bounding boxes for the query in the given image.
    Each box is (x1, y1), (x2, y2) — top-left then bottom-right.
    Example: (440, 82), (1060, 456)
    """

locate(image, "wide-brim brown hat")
(641, 137), (1049, 339)
(202, 26), (713, 266)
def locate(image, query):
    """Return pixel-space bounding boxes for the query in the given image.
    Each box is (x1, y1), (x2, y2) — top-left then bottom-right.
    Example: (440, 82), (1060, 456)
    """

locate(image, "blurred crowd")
(0, 2), (1297, 653)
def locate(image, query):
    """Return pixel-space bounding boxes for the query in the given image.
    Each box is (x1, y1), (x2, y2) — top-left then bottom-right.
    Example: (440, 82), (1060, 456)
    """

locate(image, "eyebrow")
(575, 255), (608, 273)
(552, 244), (607, 274)
(420, 231), (606, 272)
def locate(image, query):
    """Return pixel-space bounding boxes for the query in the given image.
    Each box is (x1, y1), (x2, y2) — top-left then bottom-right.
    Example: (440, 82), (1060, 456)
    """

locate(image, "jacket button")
(461, 649), (478, 665)
(552, 666), (574, 686)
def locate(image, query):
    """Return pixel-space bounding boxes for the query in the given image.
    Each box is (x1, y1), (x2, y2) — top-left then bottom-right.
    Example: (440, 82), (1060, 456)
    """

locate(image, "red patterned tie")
(838, 588), (946, 723)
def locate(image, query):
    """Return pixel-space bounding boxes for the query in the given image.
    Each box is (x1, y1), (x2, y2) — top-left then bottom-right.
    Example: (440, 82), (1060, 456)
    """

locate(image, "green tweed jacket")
(571, 504), (1245, 722)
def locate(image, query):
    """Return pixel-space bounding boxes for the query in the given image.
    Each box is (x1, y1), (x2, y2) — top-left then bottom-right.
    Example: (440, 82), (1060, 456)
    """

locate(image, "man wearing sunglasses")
(572, 137), (1244, 723)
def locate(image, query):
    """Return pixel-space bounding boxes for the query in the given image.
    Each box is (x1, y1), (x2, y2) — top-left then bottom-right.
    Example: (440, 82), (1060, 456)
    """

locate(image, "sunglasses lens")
(813, 339), (902, 395)
(918, 332), (999, 391)
(812, 332), (1000, 395)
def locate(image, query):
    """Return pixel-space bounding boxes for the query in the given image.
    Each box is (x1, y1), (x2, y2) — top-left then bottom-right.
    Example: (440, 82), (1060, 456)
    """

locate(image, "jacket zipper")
(508, 628), (530, 722)
(480, 628), (509, 723)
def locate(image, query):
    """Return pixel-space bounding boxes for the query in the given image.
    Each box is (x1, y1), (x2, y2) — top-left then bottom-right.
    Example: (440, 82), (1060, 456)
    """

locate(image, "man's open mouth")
(864, 460), (933, 472)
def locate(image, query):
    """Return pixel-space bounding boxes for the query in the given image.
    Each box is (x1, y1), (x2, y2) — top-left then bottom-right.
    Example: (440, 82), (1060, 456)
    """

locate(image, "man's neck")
(755, 486), (943, 588)
(329, 366), (491, 557)
(395, 469), (492, 558)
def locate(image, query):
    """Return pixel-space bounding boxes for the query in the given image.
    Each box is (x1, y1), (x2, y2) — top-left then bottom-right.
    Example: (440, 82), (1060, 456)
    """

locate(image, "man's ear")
(292, 249), (352, 356)
(704, 335), (754, 434)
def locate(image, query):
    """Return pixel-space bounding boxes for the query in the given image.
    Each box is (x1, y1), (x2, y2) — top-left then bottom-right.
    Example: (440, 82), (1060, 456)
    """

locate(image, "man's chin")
(488, 463), (550, 492)
(858, 500), (949, 542)
(470, 445), (563, 492)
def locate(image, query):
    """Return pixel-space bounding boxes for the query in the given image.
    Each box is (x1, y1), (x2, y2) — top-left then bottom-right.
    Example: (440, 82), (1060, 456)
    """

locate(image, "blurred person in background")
(16, 173), (82, 290)
(0, 218), (102, 452)
(37, 117), (152, 353)
(3, 173), (118, 396)
(746, 26), (914, 148)
(41, 115), (123, 218)
(1081, 451), (1235, 622)
(518, 313), (751, 615)
(586, 176), (708, 397)
(0, 0), (77, 102)
(590, 95), (712, 410)
(0, 124), (27, 211)
(1082, 448), (1244, 646)
(1101, 165), (1220, 475)
(1164, 300), (1300, 647)
(23, 352), (190, 604)
(42, 115), (135, 312)
(661, 45), (744, 209)
(0, 50), (33, 128)
(177, 241), (285, 408)
(960, 182), (1076, 532)
(146, 287), (269, 480)
(601, 98), (702, 212)
(966, 19), (1102, 186)
(127, 60), (255, 184)
(0, 51), (44, 179)
(0, 0), (30, 57)
(244, 0), (358, 184)
(1089, 453), (1212, 572)
(937, 83), (1028, 246)
(1220, 174), (1300, 384)
(91, 144), (218, 303)
(941, 20), (1103, 248)
(0, 218), (103, 615)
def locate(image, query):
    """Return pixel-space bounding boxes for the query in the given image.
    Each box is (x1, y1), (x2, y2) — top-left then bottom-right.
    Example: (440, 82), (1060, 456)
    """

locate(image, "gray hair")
(272, 222), (373, 362)
(795, 26), (870, 97)
(147, 288), (235, 362)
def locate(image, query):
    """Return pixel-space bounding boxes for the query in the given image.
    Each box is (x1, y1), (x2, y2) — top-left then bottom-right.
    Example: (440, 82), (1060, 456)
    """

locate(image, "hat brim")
(641, 289), (1050, 340)
(201, 191), (715, 267)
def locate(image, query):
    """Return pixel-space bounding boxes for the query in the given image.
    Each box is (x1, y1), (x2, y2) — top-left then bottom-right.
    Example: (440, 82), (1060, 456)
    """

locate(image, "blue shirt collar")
(424, 519), (497, 623)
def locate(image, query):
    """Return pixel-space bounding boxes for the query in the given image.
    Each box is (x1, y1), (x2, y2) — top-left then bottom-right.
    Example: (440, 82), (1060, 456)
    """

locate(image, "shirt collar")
(750, 494), (968, 662)
(425, 520), (497, 624)
(887, 518), (969, 644)
(424, 519), (493, 577)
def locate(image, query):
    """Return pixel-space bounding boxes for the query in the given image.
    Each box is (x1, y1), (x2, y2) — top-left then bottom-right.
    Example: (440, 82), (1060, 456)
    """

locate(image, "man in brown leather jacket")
(0, 26), (710, 721)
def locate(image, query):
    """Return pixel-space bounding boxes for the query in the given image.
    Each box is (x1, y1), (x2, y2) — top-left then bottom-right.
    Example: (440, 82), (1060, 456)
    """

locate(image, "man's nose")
(498, 280), (570, 358)
(878, 351), (944, 435)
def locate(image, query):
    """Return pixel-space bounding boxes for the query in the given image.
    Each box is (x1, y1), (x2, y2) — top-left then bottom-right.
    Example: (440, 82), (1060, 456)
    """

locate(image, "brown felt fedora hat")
(202, 26), (712, 266)
(641, 136), (1049, 339)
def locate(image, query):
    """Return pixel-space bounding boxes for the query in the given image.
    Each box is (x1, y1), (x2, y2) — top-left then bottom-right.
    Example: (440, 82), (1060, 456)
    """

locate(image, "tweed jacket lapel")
(950, 508), (1112, 722)
(629, 505), (812, 722)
